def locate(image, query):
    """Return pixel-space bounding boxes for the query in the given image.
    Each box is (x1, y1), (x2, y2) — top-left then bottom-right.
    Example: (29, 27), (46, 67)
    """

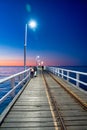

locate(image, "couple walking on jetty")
(30, 66), (37, 78)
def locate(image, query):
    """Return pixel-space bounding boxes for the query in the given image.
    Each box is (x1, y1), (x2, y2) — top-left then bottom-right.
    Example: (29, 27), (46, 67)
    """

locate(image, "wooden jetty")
(0, 69), (87, 130)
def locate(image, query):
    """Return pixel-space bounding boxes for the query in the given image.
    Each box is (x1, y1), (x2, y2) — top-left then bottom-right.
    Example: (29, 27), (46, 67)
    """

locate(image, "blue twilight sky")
(0, 0), (87, 66)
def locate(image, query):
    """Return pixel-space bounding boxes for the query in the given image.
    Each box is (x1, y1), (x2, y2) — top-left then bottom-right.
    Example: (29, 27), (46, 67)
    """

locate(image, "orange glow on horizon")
(0, 59), (36, 66)
(0, 57), (76, 66)
(0, 60), (23, 66)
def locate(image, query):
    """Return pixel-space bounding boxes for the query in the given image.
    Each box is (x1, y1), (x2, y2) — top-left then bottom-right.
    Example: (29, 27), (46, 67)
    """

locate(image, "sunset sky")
(0, 0), (87, 66)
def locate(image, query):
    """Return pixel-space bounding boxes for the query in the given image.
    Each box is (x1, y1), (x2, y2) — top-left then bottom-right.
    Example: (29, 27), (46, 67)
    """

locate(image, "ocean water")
(57, 66), (87, 72)
(0, 66), (27, 79)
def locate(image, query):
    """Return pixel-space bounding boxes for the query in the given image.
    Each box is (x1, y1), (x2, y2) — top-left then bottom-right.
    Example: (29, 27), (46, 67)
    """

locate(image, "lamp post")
(36, 56), (40, 66)
(24, 20), (37, 70)
(24, 24), (27, 70)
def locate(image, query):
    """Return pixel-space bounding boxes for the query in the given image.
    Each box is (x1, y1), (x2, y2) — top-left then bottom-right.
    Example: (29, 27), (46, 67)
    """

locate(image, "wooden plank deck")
(0, 72), (56, 130)
(0, 69), (87, 130)
(44, 71), (87, 130)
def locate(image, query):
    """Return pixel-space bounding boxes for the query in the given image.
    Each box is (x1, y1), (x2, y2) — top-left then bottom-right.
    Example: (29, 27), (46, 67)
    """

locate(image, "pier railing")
(47, 67), (87, 91)
(0, 68), (31, 118)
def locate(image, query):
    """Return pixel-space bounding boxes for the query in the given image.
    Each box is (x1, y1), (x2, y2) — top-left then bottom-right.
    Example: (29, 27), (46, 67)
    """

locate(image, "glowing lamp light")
(41, 61), (44, 65)
(39, 63), (41, 66)
(28, 20), (37, 29)
(36, 55), (40, 60)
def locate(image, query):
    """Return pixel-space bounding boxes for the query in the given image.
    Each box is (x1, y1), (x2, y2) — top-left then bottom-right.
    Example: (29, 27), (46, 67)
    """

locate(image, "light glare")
(29, 20), (37, 28)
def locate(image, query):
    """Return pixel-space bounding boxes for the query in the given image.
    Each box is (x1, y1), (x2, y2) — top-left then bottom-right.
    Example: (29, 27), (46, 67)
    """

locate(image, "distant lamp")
(36, 55), (40, 60)
(38, 63), (41, 66)
(36, 56), (40, 66)
(41, 61), (44, 66)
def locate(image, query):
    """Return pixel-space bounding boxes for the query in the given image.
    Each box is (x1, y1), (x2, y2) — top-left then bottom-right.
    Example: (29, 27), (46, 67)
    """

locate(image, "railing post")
(28, 70), (31, 79)
(67, 71), (69, 82)
(62, 69), (63, 78)
(59, 69), (61, 77)
(11, 77), (15, 97)
(18, 75), (21, 81)
(18, 74), (23, 82)
(76, 73), (79, 87)
(53, 67), (54, 74)
(57, 68), (59, 76)
(27, 70), (30, 81)
(55, 68), (57, 75)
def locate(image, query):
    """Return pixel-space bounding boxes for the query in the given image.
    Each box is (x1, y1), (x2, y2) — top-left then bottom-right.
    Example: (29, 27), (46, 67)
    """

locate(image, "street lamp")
(36, 56), (40, 66)
(29, 20), (37, 29)
(24, 20), (37, 70)
(41, 61), (44, 66)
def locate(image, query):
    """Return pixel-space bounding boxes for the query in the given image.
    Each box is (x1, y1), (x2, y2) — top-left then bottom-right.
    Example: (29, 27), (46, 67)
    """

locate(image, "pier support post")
(11, 77), (15, 97)
(76, 73), (79, 87)
(67, 71), (69, 82)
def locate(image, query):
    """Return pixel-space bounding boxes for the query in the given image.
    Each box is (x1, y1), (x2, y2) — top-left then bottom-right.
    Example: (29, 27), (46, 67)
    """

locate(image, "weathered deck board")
(0, 73), (56, 130)
(44, 72), (87, 130)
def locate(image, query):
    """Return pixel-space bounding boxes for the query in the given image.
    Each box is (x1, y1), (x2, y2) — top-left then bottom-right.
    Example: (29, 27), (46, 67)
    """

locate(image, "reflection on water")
(0, 66), (29, 79)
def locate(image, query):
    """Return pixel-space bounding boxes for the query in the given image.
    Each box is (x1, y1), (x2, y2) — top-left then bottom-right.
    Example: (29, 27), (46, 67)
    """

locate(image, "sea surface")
(0, 66), (28, 79)
(57, 66), (87, 72)
(0, 66), (87, 114)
